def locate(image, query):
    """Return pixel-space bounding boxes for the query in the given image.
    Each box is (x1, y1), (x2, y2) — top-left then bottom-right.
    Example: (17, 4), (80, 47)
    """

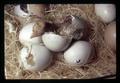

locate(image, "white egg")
(64, 41), (93, 66)
(19, 45), (52, 71)
(19, 22), (42, 47)
(42, 32), (72, 52)
(14, 5), (29, 18)
(95, 4), (116, 23)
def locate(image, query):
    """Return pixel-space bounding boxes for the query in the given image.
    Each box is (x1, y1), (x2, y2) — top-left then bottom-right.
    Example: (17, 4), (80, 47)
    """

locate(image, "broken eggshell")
(57, 15), (85, 40)
(14, 4), (48, 18)
(19, 45), (52, 71)
(19, 21), (45, 47)
(64, 41), (94, 66)
(42, 32), (72, 52)
(14, 5), (29, 18)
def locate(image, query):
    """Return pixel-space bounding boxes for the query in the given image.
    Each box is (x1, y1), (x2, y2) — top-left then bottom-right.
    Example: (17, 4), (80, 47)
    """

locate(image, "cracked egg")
(19, 45), (52, 71)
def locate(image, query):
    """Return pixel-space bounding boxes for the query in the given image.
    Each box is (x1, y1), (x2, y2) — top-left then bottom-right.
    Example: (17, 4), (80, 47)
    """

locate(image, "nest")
(4, 4), (116, 79)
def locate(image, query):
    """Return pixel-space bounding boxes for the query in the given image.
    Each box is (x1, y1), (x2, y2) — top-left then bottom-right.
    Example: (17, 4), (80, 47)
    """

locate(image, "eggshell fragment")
(14, 5), (29, 18)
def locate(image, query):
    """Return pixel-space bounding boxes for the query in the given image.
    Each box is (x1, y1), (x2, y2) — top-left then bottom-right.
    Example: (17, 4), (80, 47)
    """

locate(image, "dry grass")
(4, 4), (116, 79)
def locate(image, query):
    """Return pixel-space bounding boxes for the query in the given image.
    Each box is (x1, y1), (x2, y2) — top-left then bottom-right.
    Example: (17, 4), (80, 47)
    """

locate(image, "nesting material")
(5, 4), (116, 79)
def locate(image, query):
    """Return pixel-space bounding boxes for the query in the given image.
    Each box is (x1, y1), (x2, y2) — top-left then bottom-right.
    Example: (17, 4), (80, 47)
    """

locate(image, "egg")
(19, 21), (45, 47)
(19, 45), (52, 71)
(58, 15), (85, 40)
(14, 5), (29, 18)
(64, 41), (94, 66)
(104, 21), (116, 51)
(95, 4), (116, 23)
(42, 32), (72, 52)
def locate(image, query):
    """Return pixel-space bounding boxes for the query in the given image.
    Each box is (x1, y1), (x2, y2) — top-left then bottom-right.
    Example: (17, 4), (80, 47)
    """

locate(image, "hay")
(4, 4), (116, 79)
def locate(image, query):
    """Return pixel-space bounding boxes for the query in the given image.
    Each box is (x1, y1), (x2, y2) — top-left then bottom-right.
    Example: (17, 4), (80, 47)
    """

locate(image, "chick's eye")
(76, 59), (81, 63)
